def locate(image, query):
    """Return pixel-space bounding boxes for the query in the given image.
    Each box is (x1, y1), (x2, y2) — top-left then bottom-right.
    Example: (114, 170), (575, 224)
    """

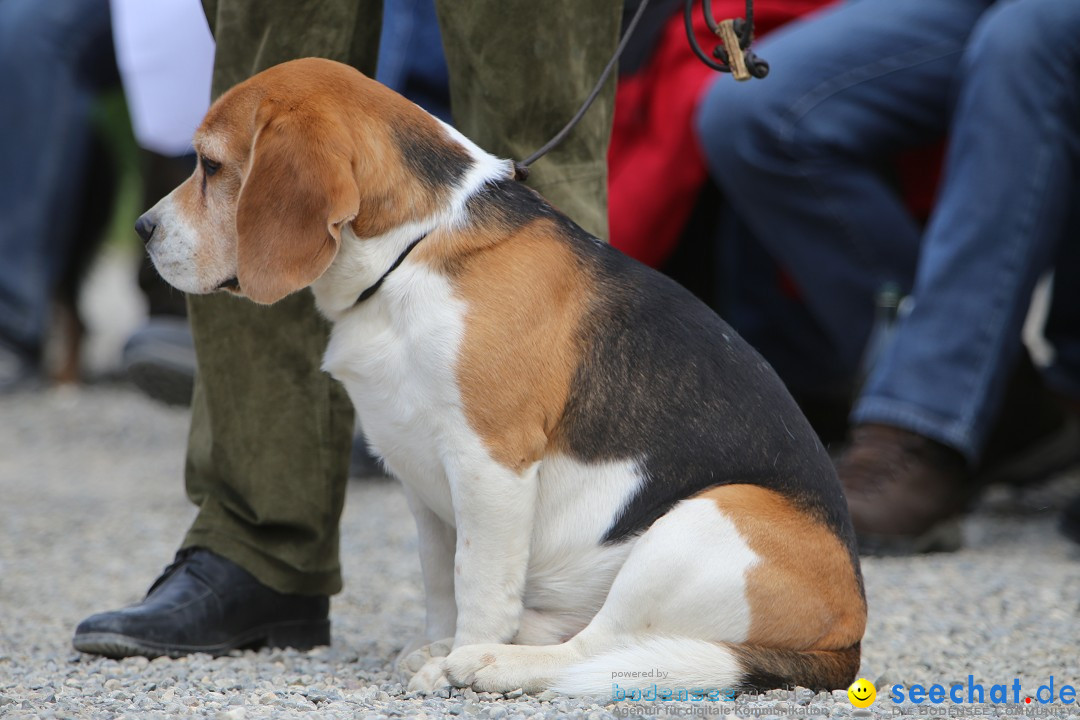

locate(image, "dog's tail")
(551, 637), (860, 697)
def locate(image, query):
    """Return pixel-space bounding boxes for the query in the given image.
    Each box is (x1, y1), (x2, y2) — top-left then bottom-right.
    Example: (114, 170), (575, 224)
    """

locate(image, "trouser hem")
(852, 396), (977, 463)
(182, 529), (343, 597)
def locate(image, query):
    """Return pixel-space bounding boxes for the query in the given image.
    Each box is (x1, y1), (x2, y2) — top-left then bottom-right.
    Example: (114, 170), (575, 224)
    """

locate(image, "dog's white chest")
(321, 264), (468, 523)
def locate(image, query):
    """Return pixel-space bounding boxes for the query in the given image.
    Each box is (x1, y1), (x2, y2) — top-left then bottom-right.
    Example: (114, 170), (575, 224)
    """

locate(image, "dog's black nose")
(135, 214), (158, 244)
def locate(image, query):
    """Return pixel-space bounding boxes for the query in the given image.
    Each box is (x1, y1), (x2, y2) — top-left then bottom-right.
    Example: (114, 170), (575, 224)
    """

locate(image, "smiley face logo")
(848, 678), (876, 708)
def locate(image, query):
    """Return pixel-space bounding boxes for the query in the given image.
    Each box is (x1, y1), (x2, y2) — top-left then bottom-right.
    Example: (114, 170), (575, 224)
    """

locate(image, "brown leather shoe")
(838, 424), (976, 555)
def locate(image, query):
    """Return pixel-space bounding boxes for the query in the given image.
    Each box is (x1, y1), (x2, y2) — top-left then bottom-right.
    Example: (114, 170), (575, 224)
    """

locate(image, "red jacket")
(608, 0), (836, 266)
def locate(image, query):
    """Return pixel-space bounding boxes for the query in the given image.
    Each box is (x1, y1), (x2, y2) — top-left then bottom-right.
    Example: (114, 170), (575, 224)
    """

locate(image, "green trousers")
(183, 1), (622, 595)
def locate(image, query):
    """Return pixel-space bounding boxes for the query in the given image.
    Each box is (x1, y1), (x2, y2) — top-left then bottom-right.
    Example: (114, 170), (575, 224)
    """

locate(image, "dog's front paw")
(407, 657), (451, 694)
(396, 637), (453, 682)
(397, 638), (453, 693)
(445, 644), (543, 693)
(444, 644), (496, 688)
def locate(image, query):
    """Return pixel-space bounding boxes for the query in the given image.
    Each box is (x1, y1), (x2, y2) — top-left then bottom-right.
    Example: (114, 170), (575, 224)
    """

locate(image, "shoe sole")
(73, 618), (330, 659)
(856, 518), (964, 556)
(980, 413), (1080, 488)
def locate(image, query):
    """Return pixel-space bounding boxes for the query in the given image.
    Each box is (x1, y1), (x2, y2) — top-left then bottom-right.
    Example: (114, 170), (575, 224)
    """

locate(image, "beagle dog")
(139, 57), (866, 696)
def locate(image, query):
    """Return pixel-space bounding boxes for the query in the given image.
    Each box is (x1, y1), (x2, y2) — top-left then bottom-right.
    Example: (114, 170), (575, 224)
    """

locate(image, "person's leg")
(123, 152), (198, 407)
(1043, 202), (1080, 403)
(1047, 197), (1080, 546)
(695, 0), (991, 390)
(435, 0), (622, 240)
(179, 0), (383, 596)
(854, 0), (1080, 462)
(719, 214), (854, 445)
(73, 0), (386, 660)
(376, 0), (451, 123)
(842, 0), (1080, 552)
(0, 0), (113, 389)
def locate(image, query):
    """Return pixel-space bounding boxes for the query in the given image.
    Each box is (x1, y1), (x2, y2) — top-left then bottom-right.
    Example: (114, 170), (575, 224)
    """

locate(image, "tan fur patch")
(699, 484), (866, 651)
(441, 218), (590, 473)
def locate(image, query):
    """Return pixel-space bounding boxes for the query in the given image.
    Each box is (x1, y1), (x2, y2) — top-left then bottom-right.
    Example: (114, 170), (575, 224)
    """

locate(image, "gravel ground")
(2, 384), (1079, 720)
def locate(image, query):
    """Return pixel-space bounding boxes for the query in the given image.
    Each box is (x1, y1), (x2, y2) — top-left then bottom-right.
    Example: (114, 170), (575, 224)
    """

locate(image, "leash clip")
(517, 0), (767, 173)
(686, 1), (769, 81)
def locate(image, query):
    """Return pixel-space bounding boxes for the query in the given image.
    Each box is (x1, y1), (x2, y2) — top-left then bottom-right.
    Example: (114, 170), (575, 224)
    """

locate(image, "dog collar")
(353, 232), (429, 306)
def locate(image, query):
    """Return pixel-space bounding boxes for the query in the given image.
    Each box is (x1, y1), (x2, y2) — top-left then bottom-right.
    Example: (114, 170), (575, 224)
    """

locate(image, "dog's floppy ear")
(236, 108), (359, 304)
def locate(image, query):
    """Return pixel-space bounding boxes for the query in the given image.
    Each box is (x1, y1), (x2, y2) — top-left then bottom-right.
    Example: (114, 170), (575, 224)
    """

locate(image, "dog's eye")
(201, 156), (221, 177)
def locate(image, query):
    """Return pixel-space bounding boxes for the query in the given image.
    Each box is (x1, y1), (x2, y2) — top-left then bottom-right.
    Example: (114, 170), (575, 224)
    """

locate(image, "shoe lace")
(145, 547), (200, 597)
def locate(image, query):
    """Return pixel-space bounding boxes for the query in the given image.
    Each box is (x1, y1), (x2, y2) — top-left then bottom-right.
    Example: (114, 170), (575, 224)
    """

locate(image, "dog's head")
(138, 57), (474, 304)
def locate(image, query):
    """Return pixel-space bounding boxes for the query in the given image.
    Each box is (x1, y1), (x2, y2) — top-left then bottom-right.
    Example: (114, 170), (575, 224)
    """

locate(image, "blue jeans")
(696, 0), (1080, 461)
(0, 0), (114, 358)
(376, 0), (451, 122)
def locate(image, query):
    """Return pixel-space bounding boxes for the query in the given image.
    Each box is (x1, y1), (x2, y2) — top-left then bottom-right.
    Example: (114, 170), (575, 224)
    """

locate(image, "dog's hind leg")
(443, 493), (759, 694)
(444, 486), (865, 695)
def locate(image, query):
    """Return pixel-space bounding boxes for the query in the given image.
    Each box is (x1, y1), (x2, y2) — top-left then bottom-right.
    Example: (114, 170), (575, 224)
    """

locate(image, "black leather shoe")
(72, 548), (330, 658)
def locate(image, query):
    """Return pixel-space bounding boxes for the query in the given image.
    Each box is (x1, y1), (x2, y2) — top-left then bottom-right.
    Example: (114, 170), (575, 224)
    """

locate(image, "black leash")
(514, 0), (765, 178)
(516, 0), (654, 174)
